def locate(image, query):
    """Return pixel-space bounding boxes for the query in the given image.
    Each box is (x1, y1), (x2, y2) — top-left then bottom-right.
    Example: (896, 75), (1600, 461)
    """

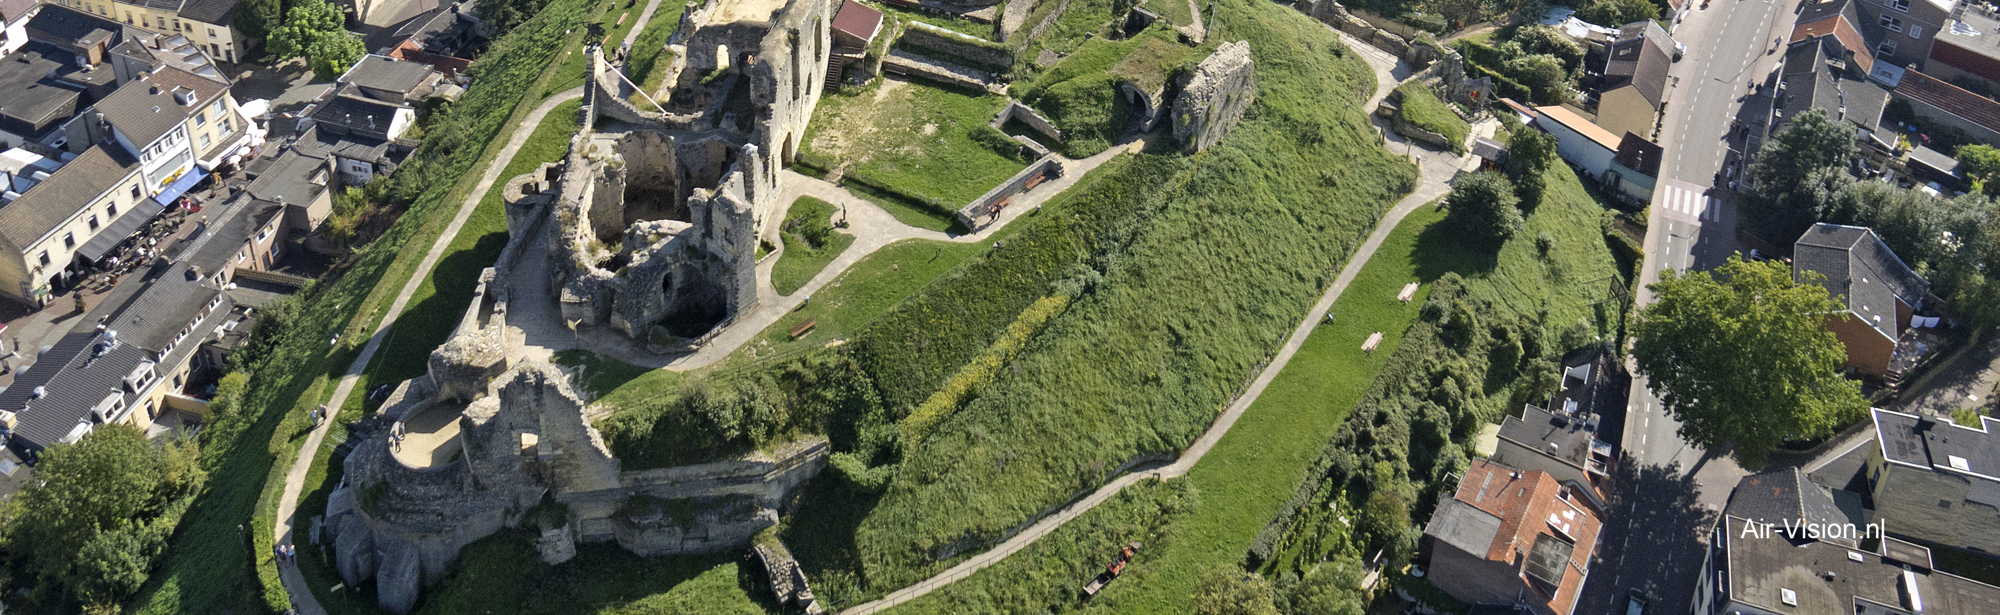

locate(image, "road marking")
(1643, 434), (1649, 444)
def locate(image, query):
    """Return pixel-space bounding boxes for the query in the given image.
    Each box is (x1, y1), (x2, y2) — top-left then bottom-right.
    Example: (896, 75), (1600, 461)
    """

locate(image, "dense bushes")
(0, 426), (202, 611)
(599, 352), (882, 469)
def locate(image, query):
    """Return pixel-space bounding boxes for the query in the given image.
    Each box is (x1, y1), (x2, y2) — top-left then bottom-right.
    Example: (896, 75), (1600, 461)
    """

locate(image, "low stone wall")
(991, 99), (1063, 142)
(899, 21), (1015, 68)
(1296, 0), (1414, 61)
(956, 155), (1063, 231)
(883, 48), (995, 91)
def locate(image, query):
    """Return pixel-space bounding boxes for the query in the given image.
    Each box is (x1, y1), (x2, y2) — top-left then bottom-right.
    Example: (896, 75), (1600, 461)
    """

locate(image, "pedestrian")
(274, 544), (283, 562)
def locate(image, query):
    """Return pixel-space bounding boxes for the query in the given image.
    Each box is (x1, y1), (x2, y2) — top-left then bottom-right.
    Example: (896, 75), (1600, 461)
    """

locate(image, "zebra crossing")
(1656, 182), (1717, 222)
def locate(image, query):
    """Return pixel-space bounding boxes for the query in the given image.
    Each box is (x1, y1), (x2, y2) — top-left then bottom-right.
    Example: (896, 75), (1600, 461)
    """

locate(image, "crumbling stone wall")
(1172, 40), (1255, 153)
(326, 360), (826, 613)
(899, 21), (1016, 68)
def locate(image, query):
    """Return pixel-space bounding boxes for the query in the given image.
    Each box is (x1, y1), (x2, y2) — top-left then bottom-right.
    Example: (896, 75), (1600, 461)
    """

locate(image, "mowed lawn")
(801, 79), (1027, 206)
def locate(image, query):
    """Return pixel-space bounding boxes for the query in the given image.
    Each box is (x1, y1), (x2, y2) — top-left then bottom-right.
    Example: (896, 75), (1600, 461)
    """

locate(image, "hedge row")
(898, 293), (1072, 444)
(846, 153), (1174, 411)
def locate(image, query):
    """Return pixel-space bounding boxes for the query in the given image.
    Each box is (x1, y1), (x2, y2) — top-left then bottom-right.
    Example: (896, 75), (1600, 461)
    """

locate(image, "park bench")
(789, 318), (817, 339)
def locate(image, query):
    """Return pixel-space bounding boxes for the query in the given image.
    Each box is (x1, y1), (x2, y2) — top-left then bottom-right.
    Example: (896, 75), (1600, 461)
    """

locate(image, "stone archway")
(782, 132), (796, 167)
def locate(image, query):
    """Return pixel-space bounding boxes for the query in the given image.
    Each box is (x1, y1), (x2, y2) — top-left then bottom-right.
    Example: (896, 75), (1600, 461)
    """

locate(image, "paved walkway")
(837, 28), (1476, 614)
(507, 138), (1145, 370)
(271, 87), (587, 615)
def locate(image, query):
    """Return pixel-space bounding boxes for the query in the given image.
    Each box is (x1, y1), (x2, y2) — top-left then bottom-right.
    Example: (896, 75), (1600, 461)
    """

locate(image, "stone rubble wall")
(957, 155), (1063, 232)
(883, 48), (998, 92)
(898, 21), (1016, 68)
(1172, 40), (1254, 153)
(991, 99), (1063, 142)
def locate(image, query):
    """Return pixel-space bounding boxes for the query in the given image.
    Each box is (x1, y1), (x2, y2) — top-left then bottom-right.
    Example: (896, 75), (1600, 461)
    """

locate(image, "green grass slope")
(837, 0), (1416, 600)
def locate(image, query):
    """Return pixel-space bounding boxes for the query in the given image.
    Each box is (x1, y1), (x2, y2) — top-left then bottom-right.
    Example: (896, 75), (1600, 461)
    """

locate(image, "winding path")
(836, 27), (1474, 615)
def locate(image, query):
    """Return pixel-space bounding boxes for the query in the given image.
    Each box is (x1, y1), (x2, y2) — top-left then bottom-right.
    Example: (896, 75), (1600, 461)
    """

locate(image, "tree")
(1503, 53), (1571, 103)
(306, 30), (366, 81)
(1284, 557), (1367, 615)
(1577, 0), (1658, 25)
(0, 426), (202, 609)
(233, 0), (284, 52)
(1510, 25), (1585, 74)
(1959, 144), (2000, 195)
(1504, 129), (1557, 205)
(1443, 171), (1525, 245)
(1194, 568), (1282, 615)
(1633, 256), (1867, 465)
(266, 0), (344, 60)
(1747, 109), (1857, 241)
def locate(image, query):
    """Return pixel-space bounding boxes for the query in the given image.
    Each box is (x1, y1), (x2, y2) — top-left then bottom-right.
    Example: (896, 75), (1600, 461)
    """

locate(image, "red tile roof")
(831, 0), (884, 42)
(1790, 16), (1874, 73)
(1453, 459), (1603, 615)
(1897, 68), (2000, 135)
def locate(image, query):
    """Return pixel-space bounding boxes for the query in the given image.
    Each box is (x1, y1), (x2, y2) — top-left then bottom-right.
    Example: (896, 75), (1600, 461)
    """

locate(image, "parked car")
(1627, 589), (1649, 615)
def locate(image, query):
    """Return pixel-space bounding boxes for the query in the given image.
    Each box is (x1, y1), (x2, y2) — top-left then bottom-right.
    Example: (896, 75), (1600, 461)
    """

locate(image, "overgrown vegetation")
(1393, 83), (1468, 152)
(0, 426), (202, 611)
(1017, 26), (1189, 157)
(773, 197), (858, 295)
(415, 532), (768, 614)
(628, 8), (686, 104)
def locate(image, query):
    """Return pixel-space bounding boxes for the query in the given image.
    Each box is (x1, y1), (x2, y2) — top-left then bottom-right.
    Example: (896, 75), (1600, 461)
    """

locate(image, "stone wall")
(898, 21), (1016, 68)
(991, 100), (1063, 143)
(1296, 0), (1414, 61)
(956, 155), (1063, 231)
(1172, 40), (1254, 153)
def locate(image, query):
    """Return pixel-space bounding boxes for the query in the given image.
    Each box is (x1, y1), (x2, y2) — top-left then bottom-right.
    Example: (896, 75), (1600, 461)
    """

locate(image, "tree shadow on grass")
(1409, 215), (1498, 283)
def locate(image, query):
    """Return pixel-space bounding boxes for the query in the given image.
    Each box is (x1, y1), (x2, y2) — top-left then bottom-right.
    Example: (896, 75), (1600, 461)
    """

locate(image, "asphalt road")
(1585, 0), (1806, 610)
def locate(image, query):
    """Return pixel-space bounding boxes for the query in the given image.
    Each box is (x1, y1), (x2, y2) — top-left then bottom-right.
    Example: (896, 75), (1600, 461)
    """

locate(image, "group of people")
(274, 542), (297, 562)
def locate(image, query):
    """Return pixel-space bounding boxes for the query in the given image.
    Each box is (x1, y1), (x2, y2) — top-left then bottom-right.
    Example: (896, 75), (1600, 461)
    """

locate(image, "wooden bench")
(789, 318), (818, 339)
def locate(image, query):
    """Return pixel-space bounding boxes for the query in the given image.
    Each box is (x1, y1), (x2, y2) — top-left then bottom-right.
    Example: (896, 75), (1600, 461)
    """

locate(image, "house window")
(107, 203), (117, 218)
(198, 133), (211, 149)
(39, 251), (50, 266)
(63, 233), (74, 249)
(236, 250), (245, 263)
(129, 185), (140, 201)
(1912, 25), (1924, 38)
(1882, 15), (1903, 32)
(195, 111), (207, 127)
(1893, 0), (1909, 10)
(88, 215), (99, 231)
(208, 27), (216, 37)
(1879, 38), (1899, 55)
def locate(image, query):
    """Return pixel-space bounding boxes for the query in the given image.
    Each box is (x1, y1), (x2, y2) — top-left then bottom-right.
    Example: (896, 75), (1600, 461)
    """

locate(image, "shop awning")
(154, 166), (209, 207)
(76, 200), (166, 263)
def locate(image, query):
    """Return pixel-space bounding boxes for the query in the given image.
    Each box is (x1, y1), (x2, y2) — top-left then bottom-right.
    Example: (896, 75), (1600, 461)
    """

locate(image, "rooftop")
(93, 66), (231, 148)
(182, 192), (284, 275)
(1873, 407), (2000, 484)
(1535, 104), (1624, 150)
(1425, 459), (1601, 615)
(0, 45), (87, 134)
(1777, 38), (1890, 132)
(1718, 515), (2000, 615)
(1898, 68), (2000, 136)
(178, 0), (239, 26)
(0, 0), (35, 24)
(1724, 467), (1856, 547)
(1788, 0), (1876, 73)
(339, 54), (441, 98)
(0, 331), (151, 452)
(830, 0), (883, 43)
(1602, 21), (1672, 107)
(0, 145), (140, 248)
(245, 148), (328, 207)
(308, 89), (406, 136)
(24, 5), (120, 49)
(1793, 223), (1929, 341)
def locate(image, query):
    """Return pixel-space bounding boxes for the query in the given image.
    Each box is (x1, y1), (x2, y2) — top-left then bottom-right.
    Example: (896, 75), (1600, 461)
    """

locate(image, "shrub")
(1443, 171), (1523, 245)
(899, 294), (1071, 444)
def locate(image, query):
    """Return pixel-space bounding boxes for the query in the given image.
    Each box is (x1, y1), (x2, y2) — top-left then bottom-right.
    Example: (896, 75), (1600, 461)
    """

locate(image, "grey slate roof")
(0, 145), (140, 249)
(79, 260), (222, 352)
(0, 0), (37, 24)
(24, 4), (119, 48)
(1725, 467), (1855, 546)
(308, 90), (404, 138)
(1873, 408), (2000, 482)
(1425, 497), (1503, 557)
(0, 331), (149, 452)
(1719, 515), (2000, 615)
(245, 148), (327, 206)
(93, 66), (230, 148)
(1793, 223), (1929, 341)
(1778, 38), (1890, 132)
(340, 54), (439, 98)
(177, 0), (238, 26)
(182, 192), (283, 274)
(1603, 21), (1671, 107)
(0, 45), (86, 133)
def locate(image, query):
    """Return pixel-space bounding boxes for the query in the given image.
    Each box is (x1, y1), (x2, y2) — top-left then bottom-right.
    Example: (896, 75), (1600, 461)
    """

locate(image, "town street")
(1585, 0), (1803, 609)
